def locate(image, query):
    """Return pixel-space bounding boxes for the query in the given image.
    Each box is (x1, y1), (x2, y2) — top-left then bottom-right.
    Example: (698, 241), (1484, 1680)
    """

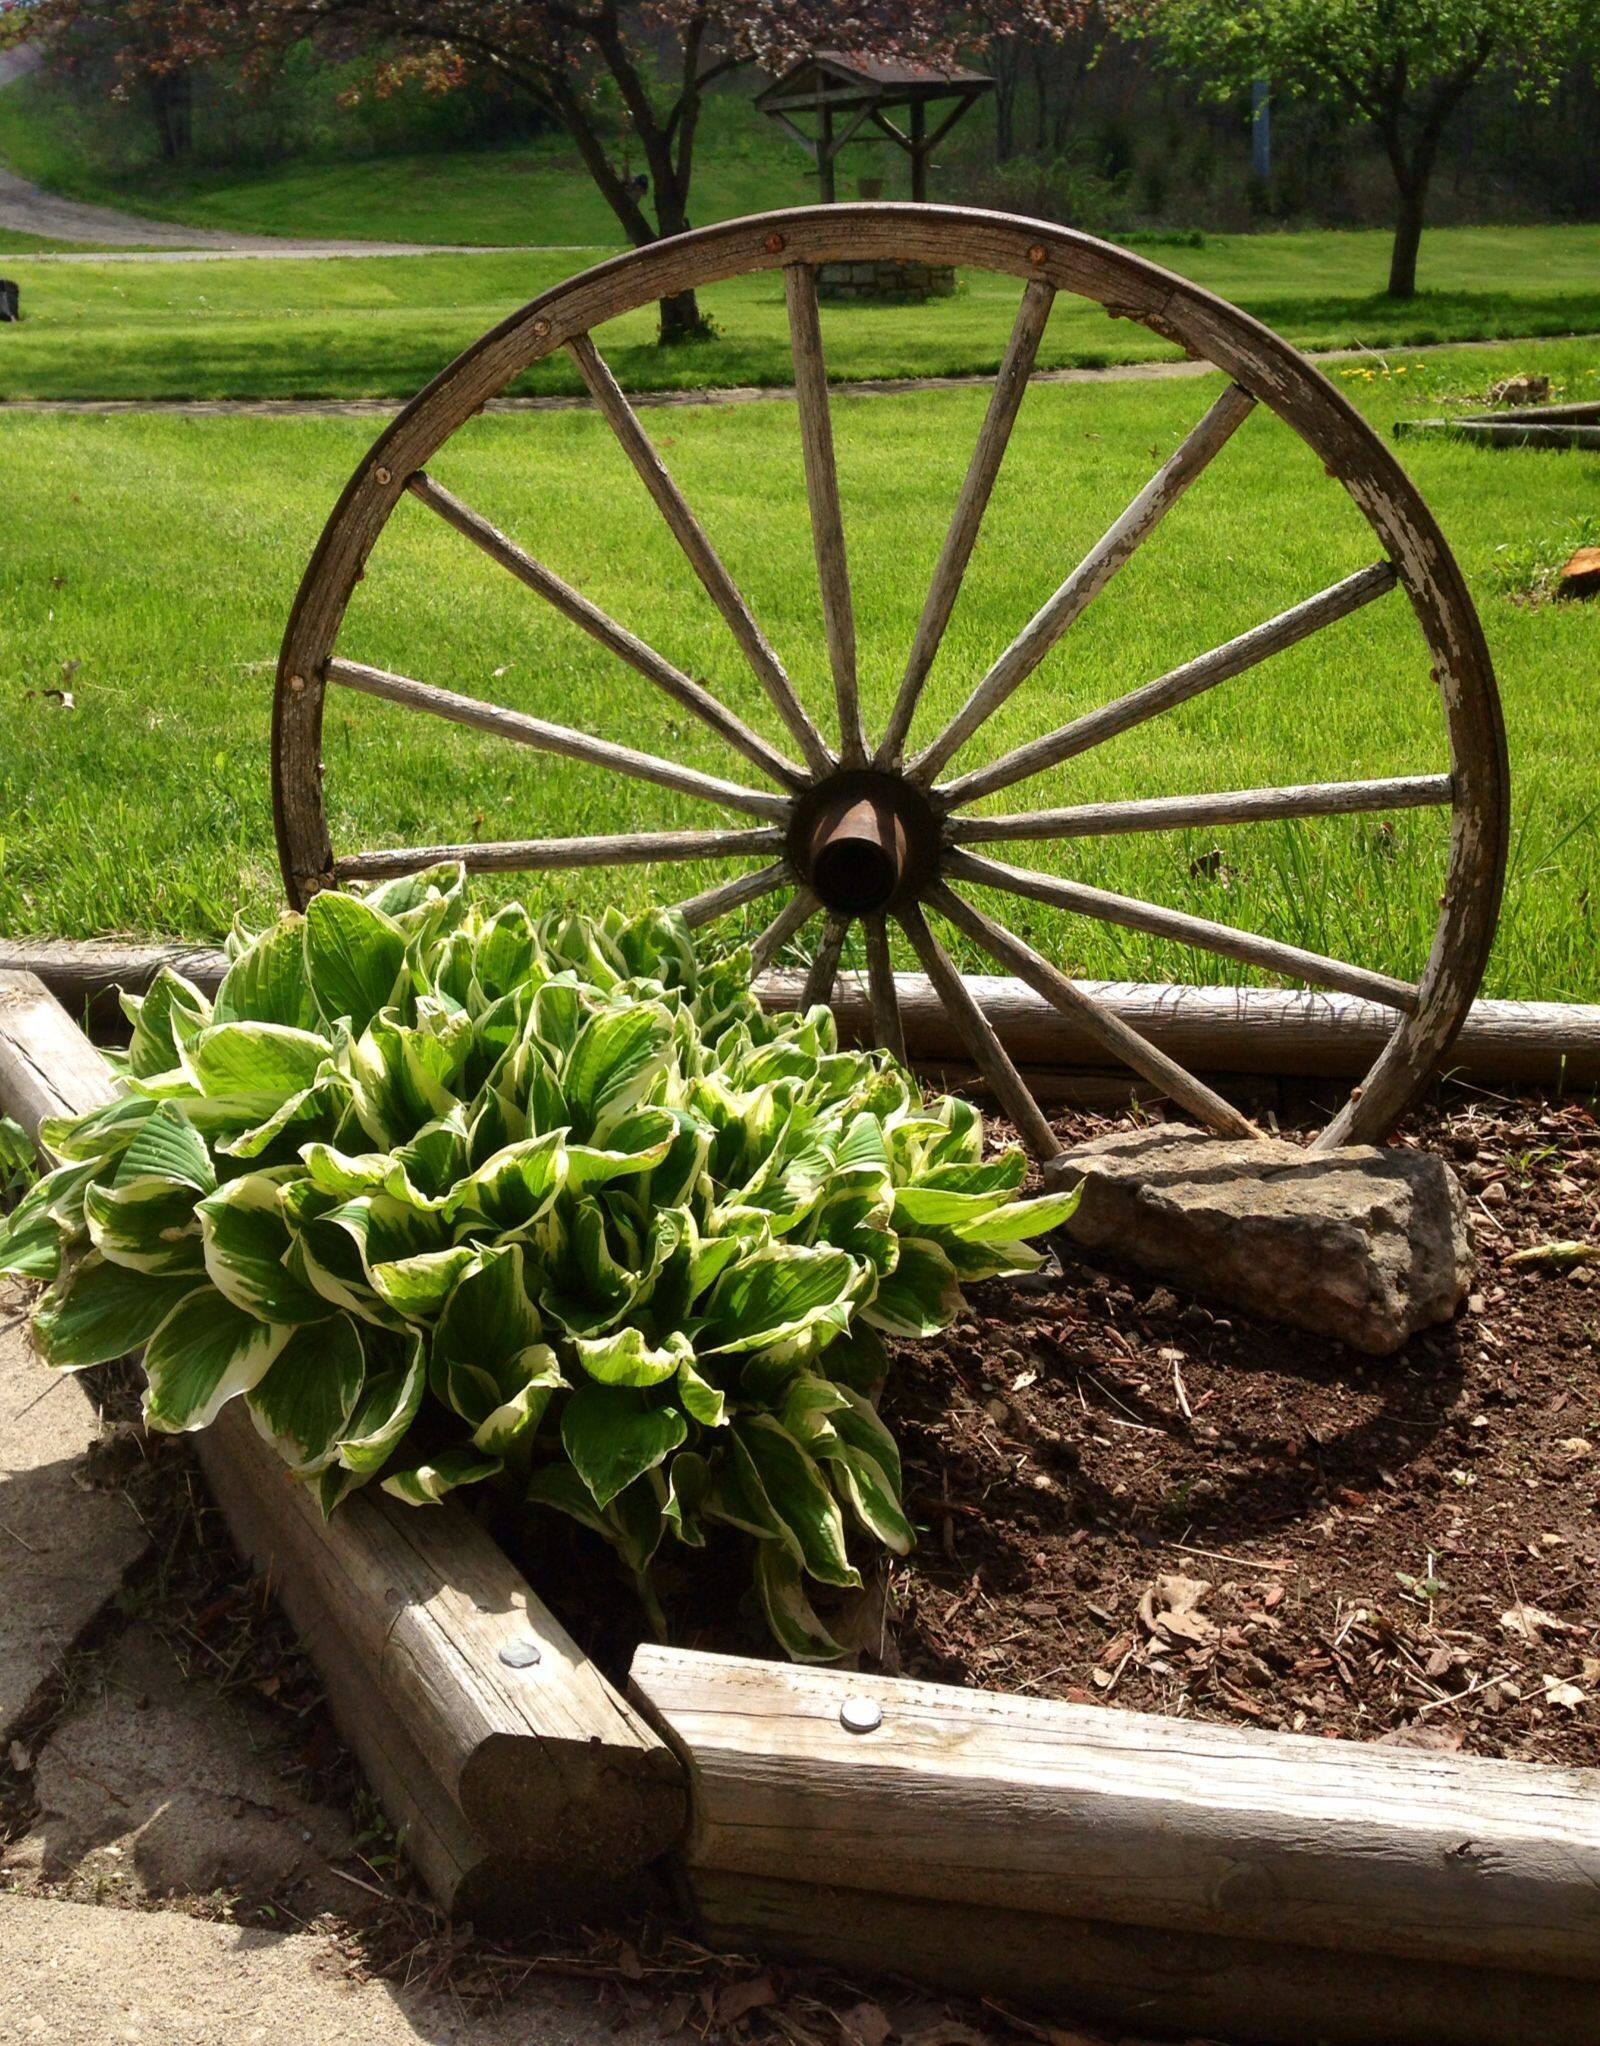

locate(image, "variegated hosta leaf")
(382, 1447), (503, 1505)
(562, 1382), (686, 1509)
(121, 968), (213, 1081)
(85, 1175), (206, 1277)
(735, 1415), (860, 1590)
(701, 1244), (864, 1361)
(184, 1022), (331, 1104)
(143, 1290), (290, 1432)
(213, 915), (316, 1031)
(862, 1237), (964, 1339)
(304, 888), (406, 1036)
(572, 1324), (691, 1388)
(34, 1259), (201, 1370)
(197, 1172), (330, 1324)
(247, 1313), (365, 1474)
(754, 1541), (844, 1663)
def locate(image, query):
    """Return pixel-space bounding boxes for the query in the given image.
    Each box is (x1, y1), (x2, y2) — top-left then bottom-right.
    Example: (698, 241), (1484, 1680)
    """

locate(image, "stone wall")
(816, 260), (957, 303)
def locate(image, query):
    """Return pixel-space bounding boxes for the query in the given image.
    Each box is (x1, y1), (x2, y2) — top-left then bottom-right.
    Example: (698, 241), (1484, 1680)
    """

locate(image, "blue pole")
(1250, 79), (1272, 184)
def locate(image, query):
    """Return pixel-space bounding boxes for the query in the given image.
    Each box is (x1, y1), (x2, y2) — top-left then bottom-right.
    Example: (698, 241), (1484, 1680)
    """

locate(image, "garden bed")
(3, 969), (1597, 2046)
(508, 1092), (1600, 1770)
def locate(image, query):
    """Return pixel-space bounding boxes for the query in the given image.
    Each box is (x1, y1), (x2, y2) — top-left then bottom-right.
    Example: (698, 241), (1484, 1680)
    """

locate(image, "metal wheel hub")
(790, 768), (940, 915)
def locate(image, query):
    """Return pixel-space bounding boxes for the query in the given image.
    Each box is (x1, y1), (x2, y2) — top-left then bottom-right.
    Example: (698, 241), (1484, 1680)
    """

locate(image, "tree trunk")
(1386, 168), (1430, 299)
(657, 286), (711, 345)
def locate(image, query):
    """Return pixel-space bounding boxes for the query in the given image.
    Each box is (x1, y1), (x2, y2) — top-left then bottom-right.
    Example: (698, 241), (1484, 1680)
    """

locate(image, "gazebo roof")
(756, 50), (993, 116)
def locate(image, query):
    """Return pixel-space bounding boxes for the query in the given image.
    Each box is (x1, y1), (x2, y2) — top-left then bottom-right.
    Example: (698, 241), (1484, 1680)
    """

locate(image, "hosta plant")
(0, 866), (1076, 1658)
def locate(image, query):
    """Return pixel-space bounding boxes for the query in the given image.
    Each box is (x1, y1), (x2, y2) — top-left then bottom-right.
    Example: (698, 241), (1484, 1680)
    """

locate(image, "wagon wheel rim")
(274, 202), (1509, 1161)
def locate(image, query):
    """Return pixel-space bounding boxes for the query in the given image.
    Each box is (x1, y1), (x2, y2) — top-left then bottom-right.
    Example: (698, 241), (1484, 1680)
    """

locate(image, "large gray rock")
(1052, 1125), (1473, 1355)
(0, 1289), (149, 1741)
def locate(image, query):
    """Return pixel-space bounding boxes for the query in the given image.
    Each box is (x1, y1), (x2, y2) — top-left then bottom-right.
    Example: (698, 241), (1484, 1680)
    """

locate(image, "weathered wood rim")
(275, 203), (1509, 1154)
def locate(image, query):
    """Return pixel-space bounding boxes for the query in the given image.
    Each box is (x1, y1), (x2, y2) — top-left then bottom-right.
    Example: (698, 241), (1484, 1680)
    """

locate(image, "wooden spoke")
(565, 335), (835, 777)
(862, 914), (906, 1064)
(897, 899), (1062, 1162)
(784, 263), (868, 765)
(941, 562), (1398, 810)
(671, 861), (793, 930)
(750, 887), (821, 974)
(949, 773), (1453, 845)
(334, 826), (787, 885)
(801, 912), (851, 1012)
(876, 278), (1056, 767)
(927, 881), (1262, 1141)
(408, 473), (803, 790)
(945, 846), (1418, 1012)
(325, 658), (791, 822)
(909, 382), (1257, 786)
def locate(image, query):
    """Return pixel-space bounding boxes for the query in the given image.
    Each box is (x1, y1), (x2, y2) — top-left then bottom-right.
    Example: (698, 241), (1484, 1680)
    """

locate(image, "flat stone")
(5, 1622), (365, 1920)
(0, 1289), (149, 1740)
(1053, 1125), (1473, 1355)
(0, 1892), (648, 2044)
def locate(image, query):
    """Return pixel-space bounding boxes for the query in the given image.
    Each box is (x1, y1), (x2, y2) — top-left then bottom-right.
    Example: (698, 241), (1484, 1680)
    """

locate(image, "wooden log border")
(5, 937), (1598, 1091)
(5, 973), (1600, 2039)
(0, 971), (685, 1924)
(630, 1648), (1600, 2046)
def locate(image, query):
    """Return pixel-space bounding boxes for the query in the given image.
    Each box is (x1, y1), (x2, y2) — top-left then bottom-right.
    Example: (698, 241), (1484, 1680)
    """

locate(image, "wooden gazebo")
(756, 50), (994, 204)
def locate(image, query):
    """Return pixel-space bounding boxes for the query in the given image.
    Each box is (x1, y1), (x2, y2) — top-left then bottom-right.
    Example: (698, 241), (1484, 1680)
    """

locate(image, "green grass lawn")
(1, 224), (1598, 404)
(2, 335), (1595, 1000)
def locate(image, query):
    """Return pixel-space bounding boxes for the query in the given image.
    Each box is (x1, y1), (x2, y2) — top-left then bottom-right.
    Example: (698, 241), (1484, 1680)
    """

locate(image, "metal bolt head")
(531, 317), (551, 338)
(374, 465), (392, 486)
(499, 1633), (543, 1669)
(287, 673), (306, 695)
(840, 1695), (882, 1735)
(763, 232), (786, 255)
(1028, 242), (1048, 266)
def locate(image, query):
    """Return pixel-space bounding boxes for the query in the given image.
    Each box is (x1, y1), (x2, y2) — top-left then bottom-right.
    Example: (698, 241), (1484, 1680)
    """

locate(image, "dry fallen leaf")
(1138, 1573), (1218, 1648)
(836, 1999), (893, 2046)
(1541, 1676), (1587, 1711)
(716, 1974), (778, 2023)
(1499, 1604), (1572, 1642)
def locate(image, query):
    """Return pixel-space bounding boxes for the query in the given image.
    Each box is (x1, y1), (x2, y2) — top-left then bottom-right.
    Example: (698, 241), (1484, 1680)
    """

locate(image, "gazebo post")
(910, 98), (928, 201)
(819, 101), (837, 203)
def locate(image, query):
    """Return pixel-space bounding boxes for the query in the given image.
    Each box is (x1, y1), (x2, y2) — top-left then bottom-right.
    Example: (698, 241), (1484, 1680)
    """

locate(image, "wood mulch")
(549, 1089), (1600, 1769)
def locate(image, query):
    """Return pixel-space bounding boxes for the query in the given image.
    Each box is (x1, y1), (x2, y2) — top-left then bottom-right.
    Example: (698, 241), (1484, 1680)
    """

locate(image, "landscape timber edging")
(629, 1645), (1600, 2046)
(3, 938), (1599, 1090)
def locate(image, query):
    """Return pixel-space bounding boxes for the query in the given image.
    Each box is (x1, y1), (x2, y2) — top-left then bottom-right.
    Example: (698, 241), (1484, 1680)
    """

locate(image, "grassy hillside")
(0, 73), (819, 246)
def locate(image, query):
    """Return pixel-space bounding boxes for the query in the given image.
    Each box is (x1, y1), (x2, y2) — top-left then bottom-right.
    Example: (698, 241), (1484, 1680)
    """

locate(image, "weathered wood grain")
(334, 825), (786, 883)
(689, 1873), (1600, 2046)
(8, 946), (1598, 1090)
(945, 846), (1419, 1012)
(927, 882), (1261, 1139)
(566, 332), (834, 775)
(949, 773), (1454, 843)
(783, 262), (867, 765)
(876, 275), (1056, 765)
(632, 1647), (1600, 1991)
(326, 657), (793, 823)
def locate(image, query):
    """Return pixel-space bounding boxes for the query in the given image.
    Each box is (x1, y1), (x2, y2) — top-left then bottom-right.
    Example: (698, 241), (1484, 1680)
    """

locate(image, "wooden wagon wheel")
(274, 204), (1508, 1165)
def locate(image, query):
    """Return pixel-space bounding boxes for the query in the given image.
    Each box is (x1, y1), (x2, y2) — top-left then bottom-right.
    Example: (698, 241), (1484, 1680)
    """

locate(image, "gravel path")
(0, 333), (1583, 419)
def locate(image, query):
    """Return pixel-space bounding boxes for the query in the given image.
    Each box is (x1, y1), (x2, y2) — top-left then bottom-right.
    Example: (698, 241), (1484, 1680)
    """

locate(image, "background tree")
(13, 1), (1087, 339)
(1110, 0), (1594, 296)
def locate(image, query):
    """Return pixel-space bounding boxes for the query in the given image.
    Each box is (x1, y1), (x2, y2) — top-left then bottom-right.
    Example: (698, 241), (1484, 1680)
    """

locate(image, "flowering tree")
(14, 2), (1086, 339)
(1111, 0), (1595, 297)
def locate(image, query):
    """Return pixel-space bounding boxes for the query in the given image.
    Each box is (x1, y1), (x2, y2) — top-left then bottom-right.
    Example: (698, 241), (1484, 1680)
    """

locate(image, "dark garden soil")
(536, 1089), (1600, 1769)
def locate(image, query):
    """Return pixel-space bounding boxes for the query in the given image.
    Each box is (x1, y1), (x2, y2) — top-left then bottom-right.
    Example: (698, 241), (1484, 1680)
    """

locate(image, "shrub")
(0, 866), (1075, 1658)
